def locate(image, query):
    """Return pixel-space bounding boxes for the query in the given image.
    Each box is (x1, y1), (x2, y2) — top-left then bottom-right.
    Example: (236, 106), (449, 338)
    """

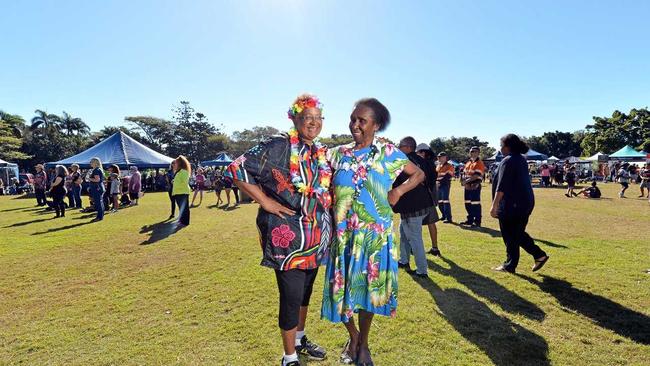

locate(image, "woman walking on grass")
(490, 134), (549, 274)
(172, 156), (191, 227)
(166, 162), (176, 219)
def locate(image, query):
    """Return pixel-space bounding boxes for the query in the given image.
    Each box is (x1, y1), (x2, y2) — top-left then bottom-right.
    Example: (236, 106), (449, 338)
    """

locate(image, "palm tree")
(0, 110), (27, 137)
(59, 111), (90, 136)
(30, 109), (61, 131)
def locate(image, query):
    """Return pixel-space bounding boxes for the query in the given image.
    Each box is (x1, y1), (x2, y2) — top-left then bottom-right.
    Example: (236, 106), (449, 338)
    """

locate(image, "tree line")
(2, 104), (648, 168)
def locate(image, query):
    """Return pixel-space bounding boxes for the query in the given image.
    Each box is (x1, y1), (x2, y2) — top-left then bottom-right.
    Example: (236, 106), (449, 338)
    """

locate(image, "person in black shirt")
(577, 181), (602, 199)
(490, 134), (549, 273)
(49, 165), (68, 218)
(564, 165), (577, 197)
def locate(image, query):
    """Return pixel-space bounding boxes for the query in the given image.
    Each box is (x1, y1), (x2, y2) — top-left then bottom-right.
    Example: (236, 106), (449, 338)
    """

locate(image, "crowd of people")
(221, 94), (552, 366)
(10, 93), (647, 366)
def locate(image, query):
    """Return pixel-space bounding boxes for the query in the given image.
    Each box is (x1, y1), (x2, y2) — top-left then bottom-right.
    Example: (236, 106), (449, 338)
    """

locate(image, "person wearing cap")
(33, 164), (48, 206)
(460, 146), (485, 227)
(436, 152), (454, 223)
(416, 143), (442, 256)
(394, 137), (437, 277)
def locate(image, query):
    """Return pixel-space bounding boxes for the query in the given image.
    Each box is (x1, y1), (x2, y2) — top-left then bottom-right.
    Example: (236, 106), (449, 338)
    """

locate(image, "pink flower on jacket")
(347, 213), (361, 230)
(368, 223), (384, 233)
(367, 259), (379, 283)
(271, 224), (295, 248)
(232, 155), (247, 167)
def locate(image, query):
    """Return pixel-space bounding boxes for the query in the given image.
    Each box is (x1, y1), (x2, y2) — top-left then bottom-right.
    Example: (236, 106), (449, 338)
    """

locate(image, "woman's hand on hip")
(261, 199), (296, 219)
(489, 205), (498, 218)
(387, 187), (402, 207)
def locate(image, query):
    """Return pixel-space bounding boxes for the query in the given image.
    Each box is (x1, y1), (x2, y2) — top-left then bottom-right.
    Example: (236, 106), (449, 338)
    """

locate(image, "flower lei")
(288, 128), (332, 198)
(338, 142), (381, 199)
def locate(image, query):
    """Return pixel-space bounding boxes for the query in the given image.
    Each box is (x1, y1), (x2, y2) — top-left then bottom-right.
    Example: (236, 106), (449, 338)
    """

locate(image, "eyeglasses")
(300, 116), (324, 122)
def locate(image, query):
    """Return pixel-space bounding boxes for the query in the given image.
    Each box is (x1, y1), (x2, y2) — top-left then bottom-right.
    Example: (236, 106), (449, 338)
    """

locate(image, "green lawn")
(1, 183), (649, 365)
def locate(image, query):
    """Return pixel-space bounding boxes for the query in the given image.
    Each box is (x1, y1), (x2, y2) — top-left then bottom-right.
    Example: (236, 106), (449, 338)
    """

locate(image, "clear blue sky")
(3, 0), (649, 148)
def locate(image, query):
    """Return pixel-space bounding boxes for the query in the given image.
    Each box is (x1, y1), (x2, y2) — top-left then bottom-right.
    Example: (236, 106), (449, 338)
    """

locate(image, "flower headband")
(287, 94), (323, 119)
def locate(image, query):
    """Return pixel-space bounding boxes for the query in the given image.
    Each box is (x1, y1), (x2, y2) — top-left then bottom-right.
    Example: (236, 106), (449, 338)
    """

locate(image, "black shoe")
(398, 262), (413, 273)
(428, 247), (441, 256)
(414, 272), (429, 279)
(459, 220), (472, 226)
(471, 222), (481, 228)
(280, 358), (302, 366)
(443, 219), (453, 224)
(296, 335), (327, 361)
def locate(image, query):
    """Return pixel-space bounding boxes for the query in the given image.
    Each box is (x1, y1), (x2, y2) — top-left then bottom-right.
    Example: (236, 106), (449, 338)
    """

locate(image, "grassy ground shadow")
(518, 274), (650, 345)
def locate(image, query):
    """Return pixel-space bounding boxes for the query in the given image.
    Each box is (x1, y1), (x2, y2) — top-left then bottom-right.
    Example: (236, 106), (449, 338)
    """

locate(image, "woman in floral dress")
(322, 98), (424, 365)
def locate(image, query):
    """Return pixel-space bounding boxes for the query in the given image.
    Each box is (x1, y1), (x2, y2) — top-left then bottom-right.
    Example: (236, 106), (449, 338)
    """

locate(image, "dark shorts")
(567, 181), (575, 188)
(274, 268), (318, 330)
(129, 192), (139, 201)
(620, 182), (629, 189)
(422, 208), (440, 225)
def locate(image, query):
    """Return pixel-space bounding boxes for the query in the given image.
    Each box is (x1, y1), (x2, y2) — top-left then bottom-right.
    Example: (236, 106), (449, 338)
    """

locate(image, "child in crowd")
(577, 181), (602, 199)
(109, 173), (121, 212)
(565, 166), (577, 197)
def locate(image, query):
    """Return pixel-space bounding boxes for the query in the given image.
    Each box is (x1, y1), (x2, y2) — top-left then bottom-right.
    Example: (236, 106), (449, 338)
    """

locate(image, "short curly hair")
(354, 98), (390, 132)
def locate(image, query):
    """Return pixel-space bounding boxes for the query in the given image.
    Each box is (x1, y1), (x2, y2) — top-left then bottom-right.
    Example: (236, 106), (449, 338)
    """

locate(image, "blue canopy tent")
(609, 145), (646, 160)
(525, 148), (548, 161)
(0, 158), (20, 187)
(46, 131), (173, 169)
(200, 152), (233, 167)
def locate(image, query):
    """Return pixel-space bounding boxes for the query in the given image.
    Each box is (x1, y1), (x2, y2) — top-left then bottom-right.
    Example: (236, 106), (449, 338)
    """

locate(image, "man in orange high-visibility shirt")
(460, 146), (486, 227)
(436, 152), (455, 223)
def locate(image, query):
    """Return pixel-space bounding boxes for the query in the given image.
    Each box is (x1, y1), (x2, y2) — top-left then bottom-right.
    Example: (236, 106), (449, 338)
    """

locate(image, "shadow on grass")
(31, 221), (95, 235)
(428, 258), (545, 321)
(3, 217), (55, 228)
(414, 276), (550, 366)
(139, 220), (181, 245)
(518, 275), (650, 345)
(0, 206), (41, 212)
(454, 224), (568, 249)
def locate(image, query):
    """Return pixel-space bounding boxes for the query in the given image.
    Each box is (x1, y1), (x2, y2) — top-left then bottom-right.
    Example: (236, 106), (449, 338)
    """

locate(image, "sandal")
(532, 255), (549, 272)
(340, 339), (356, 365)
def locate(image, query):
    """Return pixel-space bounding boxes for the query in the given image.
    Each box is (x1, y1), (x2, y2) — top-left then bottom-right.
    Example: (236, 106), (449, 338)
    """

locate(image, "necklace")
(338, 143), (380, 199)
(288, 128), (332, 198)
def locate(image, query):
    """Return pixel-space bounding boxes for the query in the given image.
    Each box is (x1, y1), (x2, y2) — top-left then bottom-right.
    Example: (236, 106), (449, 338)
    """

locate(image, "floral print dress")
(321, 140), (408, 322)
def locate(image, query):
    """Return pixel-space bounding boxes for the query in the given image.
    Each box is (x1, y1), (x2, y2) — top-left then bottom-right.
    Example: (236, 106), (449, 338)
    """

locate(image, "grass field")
(1, 183), (649, 366)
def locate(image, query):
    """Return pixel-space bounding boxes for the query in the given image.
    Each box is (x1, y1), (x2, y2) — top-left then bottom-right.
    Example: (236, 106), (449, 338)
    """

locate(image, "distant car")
(15, 173), (35, 194)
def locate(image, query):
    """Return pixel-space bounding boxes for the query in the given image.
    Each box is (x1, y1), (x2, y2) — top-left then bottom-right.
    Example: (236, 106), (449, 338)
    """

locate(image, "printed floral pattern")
(271, 224), (296, 248)
(321, 141), (408, 323)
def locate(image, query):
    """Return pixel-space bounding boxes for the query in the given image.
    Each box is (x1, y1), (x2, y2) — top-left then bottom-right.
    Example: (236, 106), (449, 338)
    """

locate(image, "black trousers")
(168, 189), (176, 216)
(232, 186), (240, 203)
(498, 214), (546, 271)
(52, 193), (66, 216)
(274, 268), (318, 330)
(173, 194), (190, 225)
(35, 188), (46, 205)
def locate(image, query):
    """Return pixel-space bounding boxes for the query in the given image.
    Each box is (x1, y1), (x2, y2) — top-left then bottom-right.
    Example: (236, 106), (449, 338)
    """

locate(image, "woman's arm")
(490, 191), (504, 218)
(50, 177), (63, 192)
(388, 161), (425, 206)
(234, 180), (296, 219)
